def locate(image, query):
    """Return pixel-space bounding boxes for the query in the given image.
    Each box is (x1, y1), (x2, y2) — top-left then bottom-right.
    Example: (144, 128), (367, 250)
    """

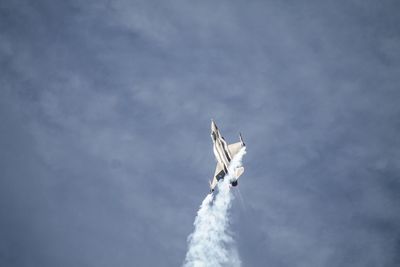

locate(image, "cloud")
(1, 0), (400, 266)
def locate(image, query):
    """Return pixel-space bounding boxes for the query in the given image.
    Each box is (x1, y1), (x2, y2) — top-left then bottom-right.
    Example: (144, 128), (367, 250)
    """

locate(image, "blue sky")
(1, 0), (400, 266)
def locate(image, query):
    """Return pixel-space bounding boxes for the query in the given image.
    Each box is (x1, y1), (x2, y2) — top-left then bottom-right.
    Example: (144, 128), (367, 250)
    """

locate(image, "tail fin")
(239, 133), (245, 146)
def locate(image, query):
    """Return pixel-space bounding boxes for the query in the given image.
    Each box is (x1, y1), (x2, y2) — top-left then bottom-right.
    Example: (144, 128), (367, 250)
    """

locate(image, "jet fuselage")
(209, 120), (245, 192)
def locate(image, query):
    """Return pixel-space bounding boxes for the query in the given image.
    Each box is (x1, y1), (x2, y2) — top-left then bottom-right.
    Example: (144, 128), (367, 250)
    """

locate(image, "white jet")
(209, 120), (246, 192)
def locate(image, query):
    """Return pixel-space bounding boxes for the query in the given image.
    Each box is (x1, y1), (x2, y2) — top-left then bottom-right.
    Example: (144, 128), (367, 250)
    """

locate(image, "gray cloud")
(1, 0), (400, 266)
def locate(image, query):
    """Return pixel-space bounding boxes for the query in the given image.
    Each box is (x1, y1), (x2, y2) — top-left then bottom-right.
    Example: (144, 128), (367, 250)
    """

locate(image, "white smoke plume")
(184, 148), (246, 267)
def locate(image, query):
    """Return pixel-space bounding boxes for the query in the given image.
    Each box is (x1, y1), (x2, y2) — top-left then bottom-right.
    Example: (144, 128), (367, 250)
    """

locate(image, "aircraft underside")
(209, 120), (245, 192)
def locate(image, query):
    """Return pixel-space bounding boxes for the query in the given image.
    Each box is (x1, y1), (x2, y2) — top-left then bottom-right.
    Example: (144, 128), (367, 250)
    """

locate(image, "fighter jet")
(209, 120), (246, 192)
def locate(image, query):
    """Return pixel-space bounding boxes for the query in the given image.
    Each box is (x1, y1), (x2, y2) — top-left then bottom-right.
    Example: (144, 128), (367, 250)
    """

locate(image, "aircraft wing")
(214, 162), (226, 180)
(228, 142), (242, 157)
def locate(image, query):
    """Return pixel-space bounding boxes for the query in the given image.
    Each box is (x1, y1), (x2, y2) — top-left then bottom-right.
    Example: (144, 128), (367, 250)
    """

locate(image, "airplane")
(209, 120), (246, 192)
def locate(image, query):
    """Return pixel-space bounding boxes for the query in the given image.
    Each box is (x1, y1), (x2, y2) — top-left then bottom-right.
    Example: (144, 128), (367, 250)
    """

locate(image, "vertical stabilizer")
(239, 133), (245, 146)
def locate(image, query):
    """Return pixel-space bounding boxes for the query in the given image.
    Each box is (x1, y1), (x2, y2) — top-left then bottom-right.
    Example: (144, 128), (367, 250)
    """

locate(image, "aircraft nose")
(211, 119), (217, 131)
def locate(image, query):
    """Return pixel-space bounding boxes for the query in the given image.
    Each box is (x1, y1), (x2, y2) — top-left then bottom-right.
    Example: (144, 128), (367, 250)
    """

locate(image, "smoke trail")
(184, 148), (246, 267)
